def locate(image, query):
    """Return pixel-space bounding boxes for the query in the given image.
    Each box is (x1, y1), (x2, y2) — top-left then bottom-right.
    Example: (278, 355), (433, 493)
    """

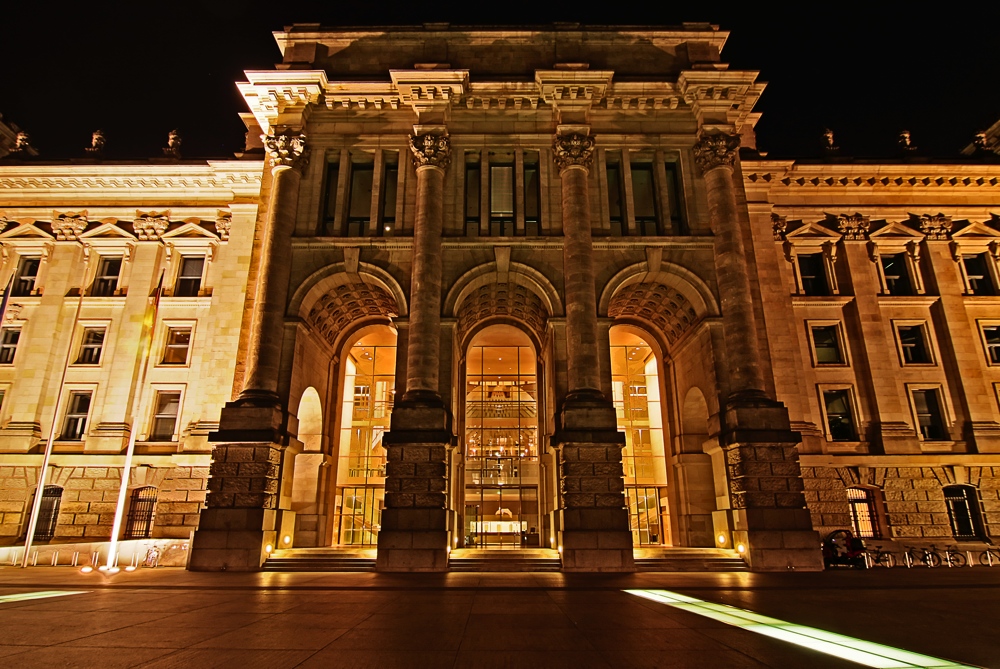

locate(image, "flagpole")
(22, 252), (90, 567)
(105, 272), (163, 571)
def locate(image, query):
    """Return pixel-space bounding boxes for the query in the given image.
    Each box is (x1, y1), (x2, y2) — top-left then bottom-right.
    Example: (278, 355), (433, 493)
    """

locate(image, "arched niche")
(296, 387), (323, 452)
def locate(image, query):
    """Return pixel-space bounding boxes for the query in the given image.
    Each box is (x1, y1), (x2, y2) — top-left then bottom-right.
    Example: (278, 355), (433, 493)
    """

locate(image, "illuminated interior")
(463, 325), (540, 549)
(610, 327), (669, 546)
(334, 327), (396, 545)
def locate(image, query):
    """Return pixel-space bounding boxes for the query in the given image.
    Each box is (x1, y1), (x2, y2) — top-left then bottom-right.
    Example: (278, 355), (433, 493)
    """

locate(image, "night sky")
(3, 3), (998, 161)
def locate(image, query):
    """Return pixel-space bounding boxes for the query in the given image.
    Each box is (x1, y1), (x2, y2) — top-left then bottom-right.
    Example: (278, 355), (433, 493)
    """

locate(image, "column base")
(560, 507), (635, 572)
(189, 508), (277, 572)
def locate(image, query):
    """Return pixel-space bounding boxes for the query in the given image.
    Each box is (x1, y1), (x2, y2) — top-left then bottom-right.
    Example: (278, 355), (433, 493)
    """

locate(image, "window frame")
(344, 160), (375, 237)
(942, 484), (986, 540)
(172, 254), (207, 298)
(11, 255), (42, 297)
(0, 327), (21, 365)
(817, 384), (862, 443)
(905, 384), (952, 442)
(846, 486), (883, 539)
(146, 388), (184, 442)
(488, 159), (515, 237)
(89, 254), (124, 297)
(867, 223), (926, 296)
(892, 320), (937, 367)
(158, 322), (195, 367)
(58, 388), (94, 442)
(960, 252), (998, 296)
(320, 158), (342, 236)
(604, 153), (627, 237)
(629, 162), (660, 236)
(378, 157), (399, 237)
(74, 325), (108, 366)
(806, 320), (850, 367)
(979, 321), (1000, 366)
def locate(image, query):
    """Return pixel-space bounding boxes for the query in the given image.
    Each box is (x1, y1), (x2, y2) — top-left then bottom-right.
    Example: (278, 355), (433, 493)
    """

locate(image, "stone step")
(448, 558), (563, 572)
(262, 557), (376, 572)
(633, 547), (748, 572)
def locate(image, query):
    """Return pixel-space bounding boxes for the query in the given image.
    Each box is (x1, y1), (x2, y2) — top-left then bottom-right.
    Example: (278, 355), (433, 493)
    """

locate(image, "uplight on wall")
(737, 543), (746, 554)
(283, 535), (291, 545)
(264, 543), (274, 554)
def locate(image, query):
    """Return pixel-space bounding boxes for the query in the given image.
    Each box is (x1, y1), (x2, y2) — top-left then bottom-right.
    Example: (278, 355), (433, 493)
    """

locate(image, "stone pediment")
(784, 220), (842, 241)
(161, 221), (220, 240)
(869, 220), (925, 241)
(79, 221), (137, 240)
(951, 220), (1000, 241)
(0, 221), (53, 240)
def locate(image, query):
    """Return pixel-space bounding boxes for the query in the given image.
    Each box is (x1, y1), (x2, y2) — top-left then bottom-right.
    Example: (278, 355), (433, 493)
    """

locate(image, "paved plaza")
(0, 566), (996, 668)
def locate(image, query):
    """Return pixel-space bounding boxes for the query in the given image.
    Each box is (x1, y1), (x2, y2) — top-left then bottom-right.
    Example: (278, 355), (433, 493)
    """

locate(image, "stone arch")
(608, 282), (701, 348)
(300, 279), (399, 350)
(455, 282), (550, 351)
(682, 386), (710, 437)
(676, 385), (721, 548)
(599, 261), (718, 319)
(289, 262), (408, 318)
(444, 261), (563, 318)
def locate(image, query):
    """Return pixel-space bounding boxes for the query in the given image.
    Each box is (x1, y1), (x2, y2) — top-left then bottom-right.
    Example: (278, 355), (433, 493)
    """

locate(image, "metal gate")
(124, 486), (157, 539)
(34, 486), (62, 540)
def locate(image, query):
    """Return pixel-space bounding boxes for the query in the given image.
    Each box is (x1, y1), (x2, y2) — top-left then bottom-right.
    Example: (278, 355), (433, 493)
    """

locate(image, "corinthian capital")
(553, 133), (595, 172)
(262, 131), (307, 169)
(693, 132), (741, 173)
(408, 132), (452, 170)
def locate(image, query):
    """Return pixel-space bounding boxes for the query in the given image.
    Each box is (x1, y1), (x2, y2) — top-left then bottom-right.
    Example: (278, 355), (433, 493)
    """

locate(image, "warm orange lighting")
(264, 543), (274, 554)
(737, 543), (746, 554)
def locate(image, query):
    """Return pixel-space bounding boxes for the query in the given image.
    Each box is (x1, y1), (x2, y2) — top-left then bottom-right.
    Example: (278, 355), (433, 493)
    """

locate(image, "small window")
(320, 161), (340, 236)
(523, 152), (541, 236)
(124, 486), (157, 540)
(91, 256), (123, 297)
(811, 325), (844, 365)
(75, 328), (106, 365)
(823, 389), (856, 441)
(173, 257), (205, 297)
(489, 163), (514, 236)
(963, 253), (996, 296)
(663, 160), (687, 235)
(606, 161), (626, 237)
(0, 328), (20, 365)
(983, 326), (1000, 365)
(798, 253), (830, 296)
(149, 391), (181, 441)
(943, 485), (985, 540)
(880, 253), (913, 296)
(846, 487), (881, 539)
(630, 163), (659, 236)
(161, 327), (192, 365)
(465, 159), (481, 237)
(912, 388), (947, 440)
(12, 256), (41, 297)
(379, 161), (398, 236)
(897, 325), (931, 364)
(345, 163), (374, 237)
(33, 485), (63, 541)
(60, 391), (92, 441)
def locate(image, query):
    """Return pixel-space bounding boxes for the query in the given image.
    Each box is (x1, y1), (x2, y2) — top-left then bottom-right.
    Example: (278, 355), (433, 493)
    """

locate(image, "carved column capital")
(552, 133), (595, 173)
(693, 131), (740, 173)
(133, 210), (170, 241)
(913, 212), (952, 240)
(408, 132), (452, 170)
(52, 211), (89, 241)
(835, 212), (871, 241)
(262, 131), (307, 169)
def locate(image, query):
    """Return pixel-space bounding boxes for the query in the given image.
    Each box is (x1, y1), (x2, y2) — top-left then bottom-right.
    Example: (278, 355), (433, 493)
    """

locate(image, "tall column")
(694, 131), (822, 571)
(189, 131), (306, 571)
(376, 131), (452, 571)
(552, 132), (634, 572)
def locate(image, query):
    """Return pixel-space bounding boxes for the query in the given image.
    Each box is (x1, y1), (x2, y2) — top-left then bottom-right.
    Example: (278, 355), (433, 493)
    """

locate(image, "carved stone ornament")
(913, 213), (952, 241)
(835, 212), (870, 241)
(215, 210), (232, 241)
(3, 304), (22, 322)
(86, 130), (106, 155)
(12, 132), (31, 153)
(408, 132), (452, 170)
(771, 213), (788, 241)
(0, 215), (8, 234)
(262, 131), (307, 169)
(552, 133), (595, 172)
(693, 132), (740, 173)
(52, 211), (89, 241)
(133, 210), (170, 241)
(163, 129), (182, 158)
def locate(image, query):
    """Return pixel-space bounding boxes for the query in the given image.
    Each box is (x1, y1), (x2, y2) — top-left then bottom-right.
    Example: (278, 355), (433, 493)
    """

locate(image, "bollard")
(72, 551), (79, 567)
(51, 551), (59, 566)
(967, 551), (974, 567)
(904, 551), (912, 568)
(31, 551), (38, 566)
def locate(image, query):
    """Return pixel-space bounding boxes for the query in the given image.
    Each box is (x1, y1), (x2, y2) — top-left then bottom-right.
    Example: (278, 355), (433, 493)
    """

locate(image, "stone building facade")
(2, 24), (998, 572)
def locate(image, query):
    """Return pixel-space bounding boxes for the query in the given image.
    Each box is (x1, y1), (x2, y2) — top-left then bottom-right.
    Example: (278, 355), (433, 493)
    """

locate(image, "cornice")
(743, 162), (1000, 190)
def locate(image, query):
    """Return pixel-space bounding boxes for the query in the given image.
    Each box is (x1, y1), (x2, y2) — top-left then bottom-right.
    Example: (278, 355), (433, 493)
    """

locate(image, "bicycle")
(934, 545), (967, 568)
(866, 545), (896, 568)
(143, 545), (161, 568)
(902, 545), (940, 568)
(978, 546), (1000, 567)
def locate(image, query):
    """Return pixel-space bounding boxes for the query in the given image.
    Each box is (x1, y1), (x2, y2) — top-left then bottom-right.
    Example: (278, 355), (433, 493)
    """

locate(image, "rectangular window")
(379, 161), (398, 236)
(811, 325), (844, 365)
(60, 391), (92, 441)
(90, 256), (123, 297)
(345, 163), (374, 237)
(846, 487), (881, 539)
(173, 257), (205, 297)
(0, 328), (20, 365)
(161, 327), (192, 365)
(823, 389), (856, 441)
(663, 160), (687, 235)
(963, 253), (996, 295)
(149, 391), (181, 441)
(12, 256), (40, 297)
(798, 253), (830, 296)
(897, 325), (931, 364)
(320, 161), (340, 236)
(523, 152), (541, 236)
(880, 253), (913, 296)
(465, 157), (481, 237)
(912, 388), (947, 440)
(630, 163), (659, 236)
(983, 325), (1000, 364)
(75, 328), (105, 365)
(606, 161), (626, 237)
(489, 163), (514, 236)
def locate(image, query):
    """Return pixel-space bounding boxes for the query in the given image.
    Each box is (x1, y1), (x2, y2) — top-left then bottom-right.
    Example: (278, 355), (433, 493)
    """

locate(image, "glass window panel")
(12, 257), (40, 297)
(631, 164), (657, 220)
(348, 164), (374, 221)
(963, 253), (996, 295)
(0, 328), (20, 364)
(92, 256), (123, 297)
(898, 325), (930, 364)
(490, 164), (514, 217)
(162, 327), (191, 364)
(812, 326), (843, 365)
(913, 389), (946, 440)
(984, 326), (1000, 364)
(798, 253), (829, 296)
(881, 253), (913, 295)
(823, 389), (856, 441)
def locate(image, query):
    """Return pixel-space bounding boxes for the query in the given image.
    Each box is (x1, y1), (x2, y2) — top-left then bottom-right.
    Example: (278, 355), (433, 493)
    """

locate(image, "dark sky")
(3, 2), (998, 160)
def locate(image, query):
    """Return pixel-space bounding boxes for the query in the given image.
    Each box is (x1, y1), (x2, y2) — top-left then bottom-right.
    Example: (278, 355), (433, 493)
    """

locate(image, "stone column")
(694, 131), (822, 571)
(189, 131), (305, 571)
(376, 132), (452, 571)
(552, 132), (634, 572)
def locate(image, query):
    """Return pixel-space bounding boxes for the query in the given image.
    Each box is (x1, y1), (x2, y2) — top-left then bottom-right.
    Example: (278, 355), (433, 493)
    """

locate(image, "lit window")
(880, 253), (913, 296)
(984, 326), (1000, 364)
(173, 257), (205, 297)
(0, 328), (20, 365)
(798, 253), (830, 296)
(897, 325), (931, 364)
(811, 325), (843, 365)
(963, 253), (996, 295)
(75, 328), (106, 365)
(149, 391), (181, 441)
(91, 256), (123, 297)
(912, 388), (946, 440)
(379, 161), (398, 236)
(12, 256), (40, 297)
(630, 163), (659, 236)
(846, 487), (880, 539)
(606, 161), (626, 237)
(60, 391), (92, 441)
(823, 389), (856, 441)
(34, 486), (63, 541)
(124, 486), (157, 539)
(489, 163), (514, 236)
(943, 485), (985, 540)
(345, 163), (374, 237)
(161, 327), (192, 365)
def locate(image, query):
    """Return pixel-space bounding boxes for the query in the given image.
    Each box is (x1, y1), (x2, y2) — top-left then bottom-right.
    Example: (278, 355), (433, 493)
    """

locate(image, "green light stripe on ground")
(626, 589), (979, 669)
(0, 590), (88, 604)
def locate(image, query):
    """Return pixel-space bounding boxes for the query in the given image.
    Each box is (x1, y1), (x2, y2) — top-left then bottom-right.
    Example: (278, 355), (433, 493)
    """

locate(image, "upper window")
(630, 163), (659, 236)
(161, 327), (192, 365)
(962, 253), (997, 296)
(465, 158), (481, 237)
(90, 256), (123, 297)
(880, 253), (914, 296)
(798, 253), (831, 296)
(606, 160), (626, 237)
(321, 161), (340, 236)
(149, 391), (181, 441)
(663, 160), (687, 235)
(846, 487), (881, 539)
(942, 485), (985, 540)
(345, 163), (374, 237)
(12, 256), (40, 297)
(982, 325), (1000, 365)
(75, 328), (106, 365)
(0, 328), (20, 365)
(489, 162), (515, 236)
(173, 257), (205, 297)
(911, 388), (947, 440)
(60, 391), (92, 441)
(379, 160), (398, 237)
(811, 325), (845, 365)
(897, 324), (932, 365)
(822, 389), (857, 441)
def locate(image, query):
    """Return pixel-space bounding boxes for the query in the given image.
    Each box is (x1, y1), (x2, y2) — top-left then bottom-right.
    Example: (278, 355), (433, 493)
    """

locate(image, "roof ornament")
(822, 128), (839, 153)
(163, 129), (182, 158)
(86, 130), (106, 156)
(898, 130), (917, 151)
(10, 131), (33, 155)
